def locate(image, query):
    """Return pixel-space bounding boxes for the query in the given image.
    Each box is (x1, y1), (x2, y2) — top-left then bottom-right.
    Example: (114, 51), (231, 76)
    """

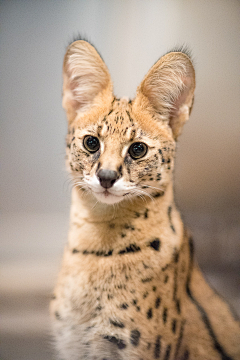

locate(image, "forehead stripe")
(126, 110), (134, 124)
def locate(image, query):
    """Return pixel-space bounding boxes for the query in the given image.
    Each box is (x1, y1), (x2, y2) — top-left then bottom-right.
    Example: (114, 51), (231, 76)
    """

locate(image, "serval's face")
(66, 98), (175, 205)
(63, 40), (195, 205)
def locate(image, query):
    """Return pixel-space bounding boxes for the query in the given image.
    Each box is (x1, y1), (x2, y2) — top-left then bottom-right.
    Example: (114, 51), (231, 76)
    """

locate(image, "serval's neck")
(70, 181), (175, 225)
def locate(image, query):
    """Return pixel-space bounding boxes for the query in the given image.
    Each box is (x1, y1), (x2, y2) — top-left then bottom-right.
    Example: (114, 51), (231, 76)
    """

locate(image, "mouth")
(92, 189), (126, 204)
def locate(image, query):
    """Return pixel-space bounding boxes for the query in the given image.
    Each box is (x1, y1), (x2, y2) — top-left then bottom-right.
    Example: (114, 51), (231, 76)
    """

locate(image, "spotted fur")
(50, 40), (240, 360)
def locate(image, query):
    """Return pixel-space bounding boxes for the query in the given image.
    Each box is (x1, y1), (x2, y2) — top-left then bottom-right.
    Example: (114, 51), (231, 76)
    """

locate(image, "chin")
(93, 191), (125, 205)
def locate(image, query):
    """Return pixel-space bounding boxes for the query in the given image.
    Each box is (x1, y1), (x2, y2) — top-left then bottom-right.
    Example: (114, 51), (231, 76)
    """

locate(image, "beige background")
(0, 1), (239, 359)
(0, 0), (240, 213)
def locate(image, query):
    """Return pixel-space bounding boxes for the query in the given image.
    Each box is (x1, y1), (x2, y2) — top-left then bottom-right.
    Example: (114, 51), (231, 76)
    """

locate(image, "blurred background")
(0, 1), (239, 359)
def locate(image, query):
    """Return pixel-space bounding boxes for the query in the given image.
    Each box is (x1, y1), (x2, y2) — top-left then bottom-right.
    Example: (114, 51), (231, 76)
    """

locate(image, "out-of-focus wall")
(1, 4), (239, 358)
(1, 0), (239, 213)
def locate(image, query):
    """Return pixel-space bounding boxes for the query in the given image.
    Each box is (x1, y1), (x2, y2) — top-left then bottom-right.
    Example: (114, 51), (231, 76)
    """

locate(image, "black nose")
(97, 169), (118, 189)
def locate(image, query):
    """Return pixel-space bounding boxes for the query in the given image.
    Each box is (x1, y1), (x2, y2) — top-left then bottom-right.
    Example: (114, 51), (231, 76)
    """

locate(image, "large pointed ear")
(136, 50), (195, 139)
(62, 40), (112, 123)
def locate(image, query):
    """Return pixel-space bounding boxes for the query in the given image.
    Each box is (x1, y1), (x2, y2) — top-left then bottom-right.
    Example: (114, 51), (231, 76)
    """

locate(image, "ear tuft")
(62, 40), (112, 123)
(136, 50), (195, 139)
(165, 45), (193, 62)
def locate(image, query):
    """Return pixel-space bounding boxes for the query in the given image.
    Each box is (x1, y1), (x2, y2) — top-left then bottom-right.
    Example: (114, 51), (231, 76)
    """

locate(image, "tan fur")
(50, 40), (240, 360)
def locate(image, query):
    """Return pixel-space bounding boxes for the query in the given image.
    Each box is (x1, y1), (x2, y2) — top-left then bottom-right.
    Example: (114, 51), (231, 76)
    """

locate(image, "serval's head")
(63, 39), (195, 205)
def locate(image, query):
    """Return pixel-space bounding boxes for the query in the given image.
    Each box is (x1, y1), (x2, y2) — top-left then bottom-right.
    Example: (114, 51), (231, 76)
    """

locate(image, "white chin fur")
(93, 191), (125, 204)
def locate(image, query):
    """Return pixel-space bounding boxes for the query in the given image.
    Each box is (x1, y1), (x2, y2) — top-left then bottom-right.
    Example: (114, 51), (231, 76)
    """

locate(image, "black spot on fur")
(174, 250), (179, 263)
(168, 206), (176, 233)
(82, 249), (113, 257)
(154, 336), (161, 358)
(120, 303), (129, 310)
(132, 299), (138, 305)
(176, 299), (181, 314)
(103, 335), (126, 350)
(142, 261), (149, 269)
(136, 306), (141, 312)
(144, 209), (149, 218)
(130, 329), (141, 346)
(155, 297), (161, 309)
(135, 212), (140, 218)
(149, 238), (161, 251)
(147, 308), (153, 319)
(72, 248), (79, 253)
(163, 308), (168, 324)
(152, 286), (157, 292)
(152, 192), (163, 198)
(55, 311), (61, 320)
(181, 350), (190, 360)
(108, 294), (114, 300)
(174, 320), (185, 359)
(164, 344), (172, 360)
(172, 319), (177, 333)
(118, 244), (141, 255)
(143, 291), (149, 299)
(142, 277), (153, 283)
(102, 250), (113, 257)
(124, 223), (135, 231)
(109, 319), (125, 328)
(164, 274), (169, 283)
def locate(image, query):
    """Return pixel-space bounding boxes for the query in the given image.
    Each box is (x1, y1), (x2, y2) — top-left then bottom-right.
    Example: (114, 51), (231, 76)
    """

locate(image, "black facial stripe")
(126, 110), (134, 124)
(129, 129), (136, 141)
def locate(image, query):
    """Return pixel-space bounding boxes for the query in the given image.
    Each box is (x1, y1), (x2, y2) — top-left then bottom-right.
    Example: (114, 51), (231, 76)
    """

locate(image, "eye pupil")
(133, 143), (144, 154)
(83, 136), (100, 153)
(129, 142), (148, 159)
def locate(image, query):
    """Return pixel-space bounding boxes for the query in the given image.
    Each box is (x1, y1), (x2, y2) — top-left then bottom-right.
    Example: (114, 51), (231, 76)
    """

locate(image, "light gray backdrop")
(1, 2), (240, 359)
(1, 0), (240, 214)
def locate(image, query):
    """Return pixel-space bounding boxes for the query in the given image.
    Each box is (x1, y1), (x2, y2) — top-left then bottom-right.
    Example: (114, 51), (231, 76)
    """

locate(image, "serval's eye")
(129, 142), (148, 160)
(83, 136), (100, 153)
